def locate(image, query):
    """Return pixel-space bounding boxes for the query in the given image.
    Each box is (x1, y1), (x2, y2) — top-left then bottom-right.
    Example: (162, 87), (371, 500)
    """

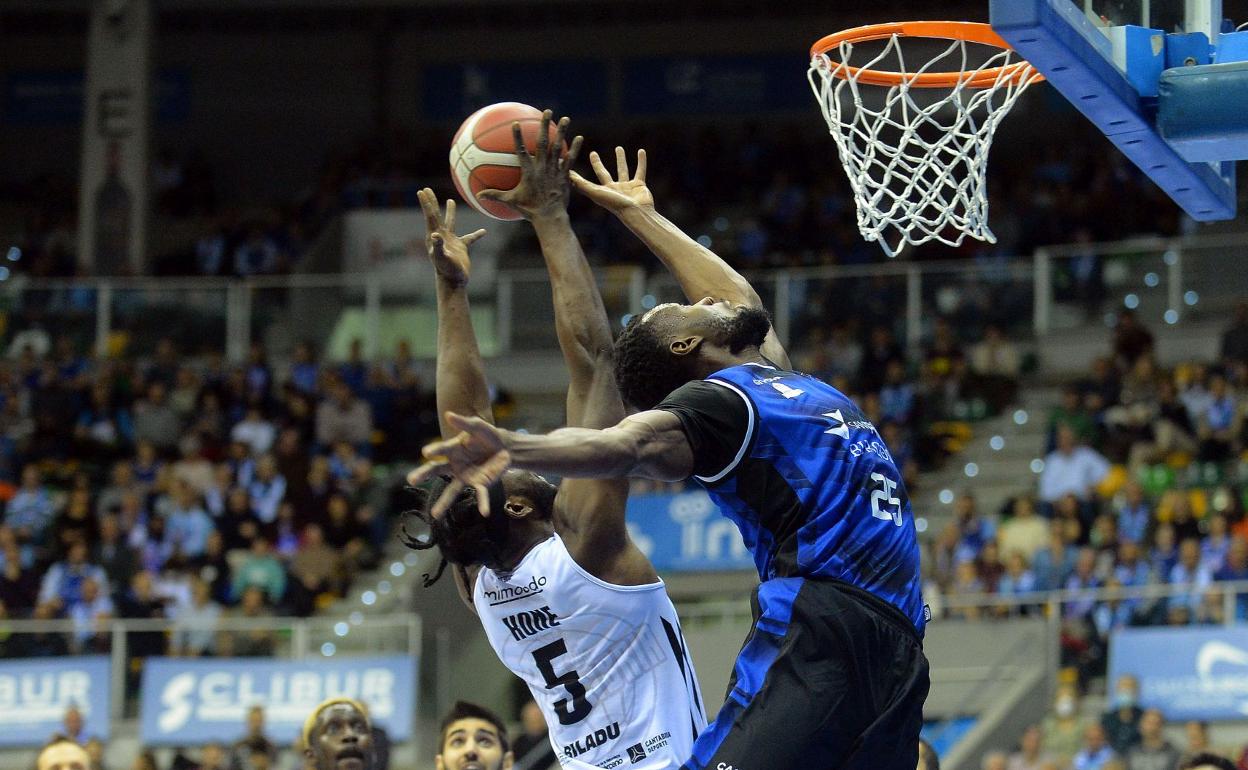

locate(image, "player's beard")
(718, 306), (773, 354)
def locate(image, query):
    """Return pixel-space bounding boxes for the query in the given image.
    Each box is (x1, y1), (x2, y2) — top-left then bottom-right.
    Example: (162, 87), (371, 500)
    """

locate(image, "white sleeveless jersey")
(474, 534), (706, 770)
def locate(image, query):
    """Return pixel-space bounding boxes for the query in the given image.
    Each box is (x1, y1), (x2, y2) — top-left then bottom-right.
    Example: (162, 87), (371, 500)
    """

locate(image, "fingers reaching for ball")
(449, 102), (561, 222)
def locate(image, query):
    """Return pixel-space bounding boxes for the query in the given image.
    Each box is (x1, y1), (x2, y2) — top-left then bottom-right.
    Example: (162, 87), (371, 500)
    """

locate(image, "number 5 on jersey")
(870, 472), (903, 526)
(533, 638), (593, 725)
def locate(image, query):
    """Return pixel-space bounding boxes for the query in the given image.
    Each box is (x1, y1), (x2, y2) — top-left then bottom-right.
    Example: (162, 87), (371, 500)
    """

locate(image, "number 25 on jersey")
(870, 472), (903, 526)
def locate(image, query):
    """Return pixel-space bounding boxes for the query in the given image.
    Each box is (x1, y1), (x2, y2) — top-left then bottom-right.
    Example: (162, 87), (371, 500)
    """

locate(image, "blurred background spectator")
(510, 699), (557, 770)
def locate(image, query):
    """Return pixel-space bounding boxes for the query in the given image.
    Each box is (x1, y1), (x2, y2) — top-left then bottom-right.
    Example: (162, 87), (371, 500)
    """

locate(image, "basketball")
(449, 102), (563, 221)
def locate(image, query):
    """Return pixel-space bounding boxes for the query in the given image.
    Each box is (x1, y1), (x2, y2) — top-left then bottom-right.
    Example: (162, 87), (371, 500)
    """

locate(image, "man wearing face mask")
(1101, 674), (1143, 755)
(1042, 684), (1089, 766)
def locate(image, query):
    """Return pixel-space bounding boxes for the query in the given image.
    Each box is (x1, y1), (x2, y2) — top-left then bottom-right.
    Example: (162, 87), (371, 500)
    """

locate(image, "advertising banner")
(625, 491), (754, 572)
(0, 656), (111, 747)
(342, 209), (499, 293)
(4, 69), (189, 125)
(139, 656), (416, 745)
(622, 54), (811, 115)
(1110, 626), (1248, 720)
(423, 60), (608, 121)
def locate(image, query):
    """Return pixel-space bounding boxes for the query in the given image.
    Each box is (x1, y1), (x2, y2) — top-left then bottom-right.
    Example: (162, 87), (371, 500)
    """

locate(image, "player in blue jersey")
(411, 147), (930, 770)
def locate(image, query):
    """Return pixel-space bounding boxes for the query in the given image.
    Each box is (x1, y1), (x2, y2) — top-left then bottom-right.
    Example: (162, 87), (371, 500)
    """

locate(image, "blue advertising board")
(0, 656), (110, 747)
(139, 655), (416, 745)
(622, 54), (811, 115)
(423, 60), (608, 121)
(1110, 626), (1248, 720)
(625, 491), (754, 572)
(3, 69), (190, 125)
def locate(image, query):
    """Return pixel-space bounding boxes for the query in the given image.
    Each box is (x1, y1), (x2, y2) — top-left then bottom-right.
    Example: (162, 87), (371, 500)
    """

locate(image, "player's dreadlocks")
(402, 472), (557, 587)
(402, 477), (504, 587)
(613, 310), (698, 411)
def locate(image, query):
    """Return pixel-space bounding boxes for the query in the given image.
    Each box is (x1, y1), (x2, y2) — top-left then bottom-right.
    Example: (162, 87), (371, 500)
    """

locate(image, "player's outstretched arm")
(478, 113), (652, 582)
(408, 410), (695, 518)
(418, 188), (493, 439)
(571, 147), (791, 368)
(417, 187), (488, 609)
(477, 112), (620, 432)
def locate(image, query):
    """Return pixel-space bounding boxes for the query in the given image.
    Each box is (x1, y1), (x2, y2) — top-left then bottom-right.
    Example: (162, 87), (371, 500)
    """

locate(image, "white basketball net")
(808, 34), (1041, 256)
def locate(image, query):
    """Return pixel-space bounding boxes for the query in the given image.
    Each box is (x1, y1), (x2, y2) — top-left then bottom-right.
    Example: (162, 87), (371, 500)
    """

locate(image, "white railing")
(937, 576), (1248, 622)
(5, 230), (1244, 362)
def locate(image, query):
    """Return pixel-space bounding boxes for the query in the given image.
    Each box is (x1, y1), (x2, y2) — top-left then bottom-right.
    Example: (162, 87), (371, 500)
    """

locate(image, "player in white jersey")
(475, 530), (696, 767)
(404, 111), (705, 770)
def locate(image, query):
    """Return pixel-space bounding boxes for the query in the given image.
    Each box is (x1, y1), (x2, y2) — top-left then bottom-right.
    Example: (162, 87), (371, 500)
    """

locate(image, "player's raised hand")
(570, 146), (654, 214)
(406, 412), (513, 518)
(418, 188), (484, 289)
(477, 109), (583, 221)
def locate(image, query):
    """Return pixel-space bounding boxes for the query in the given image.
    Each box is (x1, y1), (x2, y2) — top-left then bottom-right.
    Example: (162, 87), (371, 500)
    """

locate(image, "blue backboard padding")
(1108, 129), (1237, 210)
(1217, 30), (1248, 63)
(1122, 25), (1165, 97)
(992, 0), (1147, 134)
(991, 0), (1235, 220)
(1164, 33), (1213, 69)
(1159, 62), (1248, 161)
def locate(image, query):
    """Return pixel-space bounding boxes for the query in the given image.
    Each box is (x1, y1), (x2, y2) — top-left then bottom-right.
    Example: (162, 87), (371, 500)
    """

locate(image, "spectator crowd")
(9, 106), (1188, 285)
(0, 331), (437, 674)
(976, 674), (1245, 770)
(927, 303), (1248, 751)
(786, 313), (1027, 499)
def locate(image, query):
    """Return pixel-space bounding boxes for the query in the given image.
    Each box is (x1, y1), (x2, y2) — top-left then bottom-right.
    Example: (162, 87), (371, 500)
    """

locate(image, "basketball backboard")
(990, 0), (1240, 222)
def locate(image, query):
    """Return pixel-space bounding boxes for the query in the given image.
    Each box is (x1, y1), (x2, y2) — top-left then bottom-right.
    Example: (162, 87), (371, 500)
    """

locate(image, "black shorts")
(682, 577), (930, 770)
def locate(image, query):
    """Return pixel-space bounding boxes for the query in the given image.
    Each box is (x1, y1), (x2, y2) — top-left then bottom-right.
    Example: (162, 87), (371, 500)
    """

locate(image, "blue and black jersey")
(657, 361), (925, 634)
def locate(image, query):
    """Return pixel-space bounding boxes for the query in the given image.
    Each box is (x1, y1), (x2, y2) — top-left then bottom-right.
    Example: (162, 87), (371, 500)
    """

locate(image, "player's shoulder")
(716, 362), (843, 399)
(655, 377), (747, 413)
(503, 533), (632, 581)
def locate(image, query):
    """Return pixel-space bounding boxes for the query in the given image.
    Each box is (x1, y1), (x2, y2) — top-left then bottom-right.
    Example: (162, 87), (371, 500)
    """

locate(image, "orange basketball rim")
(809, 21), (1043, 88)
